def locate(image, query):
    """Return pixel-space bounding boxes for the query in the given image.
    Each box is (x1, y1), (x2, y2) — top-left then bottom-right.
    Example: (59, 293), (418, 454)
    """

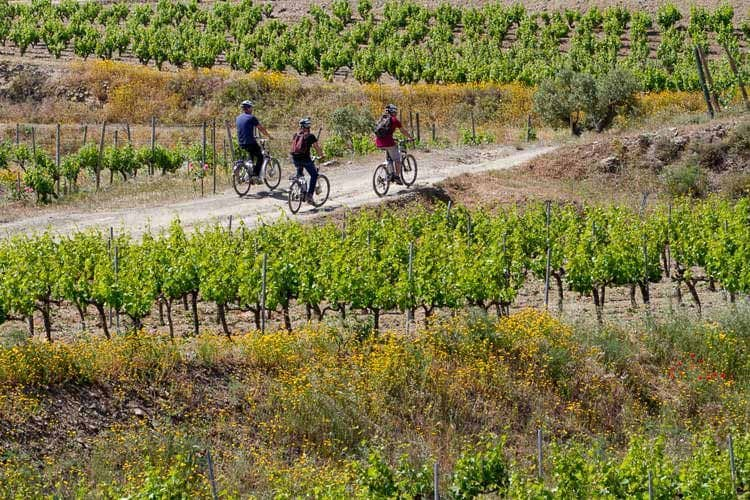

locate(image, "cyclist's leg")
(248, 143), (263, 177)
(292, 157), (304, 178)
(302, 159), (318, 197)
(388, 146), (402, 179)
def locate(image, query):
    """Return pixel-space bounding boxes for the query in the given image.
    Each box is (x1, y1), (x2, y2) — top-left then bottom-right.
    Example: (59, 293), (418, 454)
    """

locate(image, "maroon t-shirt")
(375, 116), (401, 148)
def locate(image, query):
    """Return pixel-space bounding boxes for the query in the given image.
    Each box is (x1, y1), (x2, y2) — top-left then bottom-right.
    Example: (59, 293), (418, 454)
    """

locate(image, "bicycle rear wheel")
(401, 154), (418, 187)
(372, 164), (390, 197)
(232, 161), (252, 196)
(264, 158), (282, 190)
(288, 179), (304, 214)
(312, 174), (330, 207)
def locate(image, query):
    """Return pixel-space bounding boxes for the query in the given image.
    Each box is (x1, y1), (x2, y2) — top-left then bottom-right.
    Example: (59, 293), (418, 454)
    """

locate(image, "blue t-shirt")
(236, 113), (260, 146)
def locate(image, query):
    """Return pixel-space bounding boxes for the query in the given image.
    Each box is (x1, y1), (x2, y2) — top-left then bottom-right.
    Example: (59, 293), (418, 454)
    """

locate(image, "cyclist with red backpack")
(291, 117), (324, 204)
(374, 104), (414, 184)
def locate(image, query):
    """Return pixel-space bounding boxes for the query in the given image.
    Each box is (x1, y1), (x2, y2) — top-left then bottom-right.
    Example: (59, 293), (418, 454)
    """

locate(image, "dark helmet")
(299, 117), (312, 129)
(385, 104), (398, 114)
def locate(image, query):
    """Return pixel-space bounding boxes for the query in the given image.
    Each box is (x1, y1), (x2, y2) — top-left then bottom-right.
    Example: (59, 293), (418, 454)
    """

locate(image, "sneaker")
(305, 194), (316, 205)
(392, 177), (403, 185)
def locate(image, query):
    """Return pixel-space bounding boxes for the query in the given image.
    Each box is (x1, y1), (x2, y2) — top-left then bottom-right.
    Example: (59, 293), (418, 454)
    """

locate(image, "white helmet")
(299, 117), (312, 129)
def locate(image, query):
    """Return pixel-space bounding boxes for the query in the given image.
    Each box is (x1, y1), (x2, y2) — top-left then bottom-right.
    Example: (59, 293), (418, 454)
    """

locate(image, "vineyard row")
(0, 0), (749, 90)
(2, 198), (749, 341)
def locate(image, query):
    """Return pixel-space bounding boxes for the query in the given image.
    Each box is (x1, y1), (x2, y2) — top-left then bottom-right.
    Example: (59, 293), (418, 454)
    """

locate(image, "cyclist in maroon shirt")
(374, 104), (413, 184)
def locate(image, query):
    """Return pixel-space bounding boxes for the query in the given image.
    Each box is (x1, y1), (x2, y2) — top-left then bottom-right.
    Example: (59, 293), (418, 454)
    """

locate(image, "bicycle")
(288, 155), (330, 214)
(372, 139), (418, 197)
(232, 139), (282, 196)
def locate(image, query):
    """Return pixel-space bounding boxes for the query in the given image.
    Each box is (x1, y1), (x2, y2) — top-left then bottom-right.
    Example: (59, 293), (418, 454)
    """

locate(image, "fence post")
(212, 118), (217, 194)
(228, 214), (233, 233)
(433, 461), (439, 500)
(415, 112), (421, 143)
(31, 126), (36, 156)
(261, 253), (267, 333)
(544, 201), (552, 310)
(432, 123), (436, 143)
(82, 124), (88, 145)
(729, 434), (737, 494)
(55, 124), (61, 193)
(537, 429), (544, 480)
(150, 116), (156, 175)
(694, 46), (715, 119)
(225, 120), (236, 163)
(15, 123), (19, 145)
(205, 450), (219, 500)
(409, 110), (414, 136)
(647, 470), (654, 500)
(96, 122), (106, 190)
(471, 110), (476, 144)
(406, 241), (414, 334)
(114, 129), (118, 148)
(114, 244), (120, 334)
(526, 115), (533, 142)
(126, 123), (131, 145)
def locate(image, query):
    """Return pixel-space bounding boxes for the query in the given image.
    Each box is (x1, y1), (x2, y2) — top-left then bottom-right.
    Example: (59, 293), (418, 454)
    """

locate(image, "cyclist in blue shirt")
(236, 100), (273, 183)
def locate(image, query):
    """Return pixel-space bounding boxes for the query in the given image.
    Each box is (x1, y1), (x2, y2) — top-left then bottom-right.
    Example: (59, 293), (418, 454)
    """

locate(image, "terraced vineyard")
(1, 0), (749, 90)
(3, 198), (750, 340)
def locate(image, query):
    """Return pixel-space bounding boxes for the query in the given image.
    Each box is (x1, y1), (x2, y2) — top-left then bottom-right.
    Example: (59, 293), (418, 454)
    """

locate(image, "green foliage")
(450, 440), (509, 498)
(662, 162), (709, 197)
(657, 3), (682, 29)
(534, 67), (639, 134)
(322, 135), (347, 158)
(0, 1), (741, 90)
(533, 68), (596, 135)
(357, 449), (433, 498)
(329, 105), (375, 146)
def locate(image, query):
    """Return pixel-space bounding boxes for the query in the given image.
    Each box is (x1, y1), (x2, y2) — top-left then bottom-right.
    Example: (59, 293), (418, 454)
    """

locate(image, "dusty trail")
(0, 145), (555, 237)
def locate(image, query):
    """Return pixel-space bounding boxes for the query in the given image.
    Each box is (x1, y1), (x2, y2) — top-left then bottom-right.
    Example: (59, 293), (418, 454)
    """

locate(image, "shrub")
(329, 105), (375, 147)
(357, 0), (372, 19)
(589, 68), (641, 132)
(60, 155), (81, 187)
(662, 162), (708, 197)
(322, 135), (347, 158)
(331, 0), (352, 24)
(534, 68), (640, 135)
(23, 164), (55, 203)
(657, 3), (682, 29)
(460, 128), (495, 145)
(533, 68), (595, 135)
(449, 440), (509, 499)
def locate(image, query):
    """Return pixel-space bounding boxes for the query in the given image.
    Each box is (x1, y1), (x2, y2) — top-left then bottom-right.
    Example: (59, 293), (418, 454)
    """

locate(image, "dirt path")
(0, 144), (555, 237)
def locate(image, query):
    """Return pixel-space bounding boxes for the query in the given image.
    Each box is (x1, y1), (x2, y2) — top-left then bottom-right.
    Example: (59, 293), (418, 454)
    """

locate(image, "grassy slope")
(1, 308), (750, 496)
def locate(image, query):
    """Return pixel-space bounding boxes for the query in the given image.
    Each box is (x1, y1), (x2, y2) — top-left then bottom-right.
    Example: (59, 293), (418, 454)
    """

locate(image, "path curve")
(1, 145), (555, 237)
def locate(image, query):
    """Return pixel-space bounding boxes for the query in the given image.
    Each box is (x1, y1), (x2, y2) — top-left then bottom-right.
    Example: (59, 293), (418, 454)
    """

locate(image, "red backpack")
(291, 132), (306, 155)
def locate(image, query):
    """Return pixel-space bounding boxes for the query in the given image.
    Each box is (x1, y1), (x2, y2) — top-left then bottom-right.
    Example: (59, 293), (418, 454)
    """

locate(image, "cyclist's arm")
(257, 124), (273, 140)
(313, 141), (324, 158)
(397, 125), (413, 140)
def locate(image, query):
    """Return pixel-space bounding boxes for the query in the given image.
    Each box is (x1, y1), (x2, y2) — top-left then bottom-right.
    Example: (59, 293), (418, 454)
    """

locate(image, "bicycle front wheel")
(401, 154), (418, 187)
(312, 174), (330, 207)
(264, 158), (282, 190)
(232, 162), (252, 196)
(288, 179), (304, 214)
(372, 164), (390, 197)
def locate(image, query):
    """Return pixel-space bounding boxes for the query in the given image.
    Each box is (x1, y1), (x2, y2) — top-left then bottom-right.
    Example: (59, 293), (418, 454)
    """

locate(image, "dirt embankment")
(436, 117), (750, 208)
